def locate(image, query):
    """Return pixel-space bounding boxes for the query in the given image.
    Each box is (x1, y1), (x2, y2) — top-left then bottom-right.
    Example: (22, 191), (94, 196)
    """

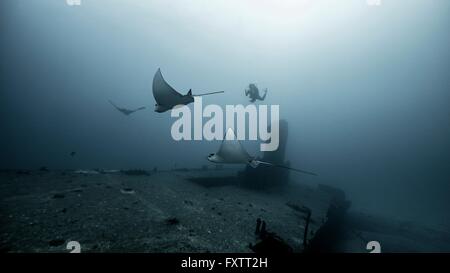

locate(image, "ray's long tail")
(249, 160), (317, 176)
(193, 91), (225, 96)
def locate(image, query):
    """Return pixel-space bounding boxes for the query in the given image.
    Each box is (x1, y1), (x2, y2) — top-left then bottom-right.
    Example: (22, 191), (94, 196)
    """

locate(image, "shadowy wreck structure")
(239, 119), (290, 189)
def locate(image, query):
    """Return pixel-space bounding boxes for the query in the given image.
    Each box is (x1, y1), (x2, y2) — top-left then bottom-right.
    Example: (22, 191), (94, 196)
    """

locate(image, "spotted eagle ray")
(207, 128), (317, 176)
(108, 100), (146, 116)
(152, 68), (224, 113)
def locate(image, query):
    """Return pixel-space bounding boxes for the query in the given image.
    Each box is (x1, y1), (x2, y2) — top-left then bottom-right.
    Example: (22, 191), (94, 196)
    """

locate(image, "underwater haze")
(1, 0), (450, 233)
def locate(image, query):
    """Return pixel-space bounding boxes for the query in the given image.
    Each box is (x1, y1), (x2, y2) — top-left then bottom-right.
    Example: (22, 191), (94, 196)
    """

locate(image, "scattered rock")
(165, 217), (180, 225)
(120, 188), (135, 194)
(52, 193), (65, 199)
(74, 170), (99, 175)
(121, 169), (149, 176)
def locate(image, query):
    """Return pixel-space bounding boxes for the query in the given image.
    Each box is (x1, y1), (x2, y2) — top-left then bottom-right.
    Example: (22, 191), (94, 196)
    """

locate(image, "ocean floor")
(1, 168), (449, 253)
(0, 168), (332, 253)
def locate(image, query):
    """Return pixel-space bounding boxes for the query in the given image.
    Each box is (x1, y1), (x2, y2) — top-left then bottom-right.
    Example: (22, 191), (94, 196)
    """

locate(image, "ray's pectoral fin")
(152, 68), (185, 112)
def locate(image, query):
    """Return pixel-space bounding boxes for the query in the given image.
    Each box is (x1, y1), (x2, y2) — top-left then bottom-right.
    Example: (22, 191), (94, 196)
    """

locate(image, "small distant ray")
(207, 128), (317, 176)
(108, 100), (146, 116)
(152, 68), (224, 113)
